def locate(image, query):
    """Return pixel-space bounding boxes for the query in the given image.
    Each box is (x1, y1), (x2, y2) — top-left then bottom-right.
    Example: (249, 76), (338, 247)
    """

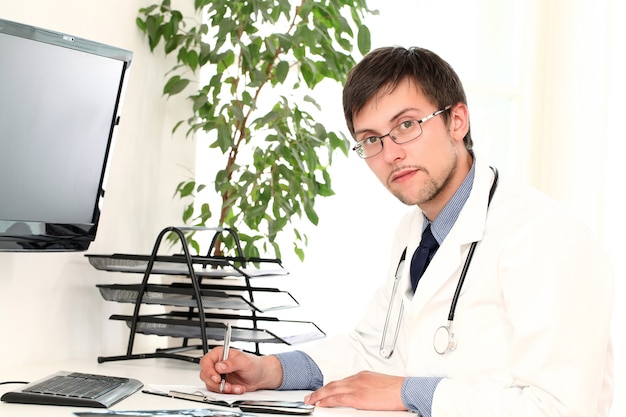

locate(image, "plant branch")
(137, 0), (372, 259)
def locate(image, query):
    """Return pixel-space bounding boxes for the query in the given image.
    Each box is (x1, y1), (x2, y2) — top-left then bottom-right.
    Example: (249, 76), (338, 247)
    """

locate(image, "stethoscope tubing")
(380, 166), (499, 358)
(447, 167), (498, 322)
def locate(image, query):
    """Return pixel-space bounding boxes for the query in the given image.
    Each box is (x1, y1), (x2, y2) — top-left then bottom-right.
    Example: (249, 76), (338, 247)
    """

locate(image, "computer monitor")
(0, 18), (132, 251)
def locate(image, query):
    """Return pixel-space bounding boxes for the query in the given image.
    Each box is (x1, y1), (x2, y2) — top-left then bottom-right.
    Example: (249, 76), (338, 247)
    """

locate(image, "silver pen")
(219, 323), (232, 393)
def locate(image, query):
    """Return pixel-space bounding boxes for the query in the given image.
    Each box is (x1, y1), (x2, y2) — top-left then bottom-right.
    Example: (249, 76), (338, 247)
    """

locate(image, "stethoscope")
(379, 167), (499, 358)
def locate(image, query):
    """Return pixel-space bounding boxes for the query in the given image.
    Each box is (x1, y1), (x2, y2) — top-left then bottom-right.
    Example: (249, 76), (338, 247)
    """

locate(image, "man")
(199, 46), (614, 417)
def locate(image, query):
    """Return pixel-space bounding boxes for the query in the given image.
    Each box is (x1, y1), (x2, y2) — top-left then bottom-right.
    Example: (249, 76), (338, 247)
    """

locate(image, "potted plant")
(136, 0), (373, 260)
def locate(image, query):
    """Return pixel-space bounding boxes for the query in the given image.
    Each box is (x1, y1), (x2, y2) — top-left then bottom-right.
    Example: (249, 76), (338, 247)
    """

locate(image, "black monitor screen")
(0, 19), (132, 251)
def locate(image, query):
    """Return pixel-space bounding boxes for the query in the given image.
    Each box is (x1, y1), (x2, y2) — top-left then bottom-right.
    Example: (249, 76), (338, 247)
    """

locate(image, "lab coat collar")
(403, 161), (497, 309)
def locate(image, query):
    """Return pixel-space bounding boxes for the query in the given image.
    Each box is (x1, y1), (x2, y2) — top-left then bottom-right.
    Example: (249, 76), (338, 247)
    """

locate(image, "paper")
(74, 409), (253, 416)
(143, 384), (310, 404)
(141, 385), (314, 415)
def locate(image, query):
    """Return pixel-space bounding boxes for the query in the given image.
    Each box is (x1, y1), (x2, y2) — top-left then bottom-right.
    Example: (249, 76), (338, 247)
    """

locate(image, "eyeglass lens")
(365, 121), (423, 157)
(353, 106), (451, 159)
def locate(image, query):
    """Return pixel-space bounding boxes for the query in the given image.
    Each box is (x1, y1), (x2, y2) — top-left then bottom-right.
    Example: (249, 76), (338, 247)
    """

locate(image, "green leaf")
(163, 75), (189, 96)
(197, 203), (212, 223)
(135, 17), (147, 32)
(216, 124), (234, 153)
(357, 25), (371, 55)
(275, 60), (289, 84)
(303, 95), (321, 112)
(317, 181), (334, 197)
(304, 204), (319, 225)
(293, 245), (305, 262)
(179, 181), (196, 197)
(300, 59), (316, 89)
(182, 203), (194, 223)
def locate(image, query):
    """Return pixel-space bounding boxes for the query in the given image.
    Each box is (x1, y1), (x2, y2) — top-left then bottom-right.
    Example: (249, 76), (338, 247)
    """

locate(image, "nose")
(380, 134), (405, 163)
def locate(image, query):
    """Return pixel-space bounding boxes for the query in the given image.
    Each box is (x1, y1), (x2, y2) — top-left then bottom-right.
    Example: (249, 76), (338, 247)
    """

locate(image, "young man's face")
(352, 77), (471, 219)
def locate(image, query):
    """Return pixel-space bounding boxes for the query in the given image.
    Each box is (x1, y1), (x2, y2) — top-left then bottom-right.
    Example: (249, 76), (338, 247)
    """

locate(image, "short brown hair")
(342, 46), (472, 150)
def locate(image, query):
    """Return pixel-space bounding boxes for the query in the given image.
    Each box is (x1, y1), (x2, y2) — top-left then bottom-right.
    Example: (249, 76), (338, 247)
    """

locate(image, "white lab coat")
(304, 161), (614, 417)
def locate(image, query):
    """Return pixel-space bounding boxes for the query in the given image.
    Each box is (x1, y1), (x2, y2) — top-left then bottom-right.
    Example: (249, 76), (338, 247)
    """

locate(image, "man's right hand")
(199, 347), (284, 394)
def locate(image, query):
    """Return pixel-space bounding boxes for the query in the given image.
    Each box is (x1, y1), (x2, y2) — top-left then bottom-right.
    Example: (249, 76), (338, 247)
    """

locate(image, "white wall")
(0, 0), (195, 368)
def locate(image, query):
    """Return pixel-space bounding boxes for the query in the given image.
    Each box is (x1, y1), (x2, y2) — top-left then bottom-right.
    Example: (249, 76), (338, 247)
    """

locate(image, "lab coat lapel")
(405, 162), (495, 312)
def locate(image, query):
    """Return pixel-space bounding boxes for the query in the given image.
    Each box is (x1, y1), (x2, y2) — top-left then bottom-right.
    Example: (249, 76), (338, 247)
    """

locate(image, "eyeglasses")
(352, 105), (452, 159)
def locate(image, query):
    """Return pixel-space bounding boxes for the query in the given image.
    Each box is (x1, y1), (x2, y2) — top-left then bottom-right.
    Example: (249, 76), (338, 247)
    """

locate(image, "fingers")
(199, 348), (253, 394)
(304, 372), (407, 411)
(304, 379), (352, 407)
(199, 349), (284, 394)
(199, 347), (230, 388)
(200, 346), (240, 391)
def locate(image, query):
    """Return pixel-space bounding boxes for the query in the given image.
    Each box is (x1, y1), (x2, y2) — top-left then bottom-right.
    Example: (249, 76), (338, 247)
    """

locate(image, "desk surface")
(0, 357), (411, 416)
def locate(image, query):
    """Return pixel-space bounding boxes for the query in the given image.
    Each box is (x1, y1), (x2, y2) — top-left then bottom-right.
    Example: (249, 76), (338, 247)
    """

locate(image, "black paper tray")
(110, 314), (326, 345)
(86, 253), (289, 278)
(97, 283), (299, 313)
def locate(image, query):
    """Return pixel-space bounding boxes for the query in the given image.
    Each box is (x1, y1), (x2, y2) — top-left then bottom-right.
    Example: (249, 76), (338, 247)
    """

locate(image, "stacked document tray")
(87, 226), (325, 363)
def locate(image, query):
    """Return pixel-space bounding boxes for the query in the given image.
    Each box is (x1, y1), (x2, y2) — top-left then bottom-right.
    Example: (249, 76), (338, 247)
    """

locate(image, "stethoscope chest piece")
(433, 322), (457, 355)
(379, 347), (393, 359)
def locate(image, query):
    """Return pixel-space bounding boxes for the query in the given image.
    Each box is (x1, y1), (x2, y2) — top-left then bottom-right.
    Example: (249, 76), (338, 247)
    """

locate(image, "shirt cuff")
(275, 350), (324, 391)
(401, 377), (442, 417)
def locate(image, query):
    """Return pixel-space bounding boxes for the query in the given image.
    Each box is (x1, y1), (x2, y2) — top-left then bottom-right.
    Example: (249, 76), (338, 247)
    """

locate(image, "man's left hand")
(303, 371), (407, 411)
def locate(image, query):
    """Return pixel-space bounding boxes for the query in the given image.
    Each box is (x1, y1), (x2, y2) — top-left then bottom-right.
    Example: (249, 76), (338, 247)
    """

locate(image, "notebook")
(142, 385), (314, 415)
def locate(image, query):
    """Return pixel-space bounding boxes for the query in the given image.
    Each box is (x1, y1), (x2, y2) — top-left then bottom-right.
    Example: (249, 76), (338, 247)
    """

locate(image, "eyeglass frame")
(352, 105), (452, 159)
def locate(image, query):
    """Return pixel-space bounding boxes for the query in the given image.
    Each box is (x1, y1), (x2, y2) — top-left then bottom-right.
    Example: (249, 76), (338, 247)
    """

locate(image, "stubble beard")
(390, 155), (458, 207)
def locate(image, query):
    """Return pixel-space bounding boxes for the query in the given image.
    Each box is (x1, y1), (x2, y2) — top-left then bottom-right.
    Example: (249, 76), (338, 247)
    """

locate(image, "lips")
(389, 168), (417, 184)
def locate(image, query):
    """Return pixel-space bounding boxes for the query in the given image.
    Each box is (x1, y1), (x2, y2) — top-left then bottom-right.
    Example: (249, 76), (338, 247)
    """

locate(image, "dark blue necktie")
(410, 224), (439, 292)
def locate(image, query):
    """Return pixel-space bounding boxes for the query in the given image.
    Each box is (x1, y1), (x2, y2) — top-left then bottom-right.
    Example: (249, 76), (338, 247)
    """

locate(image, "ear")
(448, 102), (470, 144)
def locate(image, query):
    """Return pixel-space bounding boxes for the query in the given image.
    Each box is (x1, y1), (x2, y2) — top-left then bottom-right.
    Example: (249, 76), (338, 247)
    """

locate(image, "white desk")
(0, 358), (411, 416)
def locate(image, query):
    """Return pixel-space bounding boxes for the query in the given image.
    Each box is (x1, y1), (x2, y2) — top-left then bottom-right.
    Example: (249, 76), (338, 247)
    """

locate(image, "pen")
(219, 323), (232, 393)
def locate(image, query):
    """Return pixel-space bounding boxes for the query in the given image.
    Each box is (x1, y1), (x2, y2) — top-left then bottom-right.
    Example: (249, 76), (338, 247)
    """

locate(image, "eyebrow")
(354, 107), (423, 136)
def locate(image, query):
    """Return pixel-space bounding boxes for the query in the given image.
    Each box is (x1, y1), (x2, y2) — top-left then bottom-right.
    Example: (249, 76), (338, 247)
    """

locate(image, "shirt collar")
(423, 159), (476, 244)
